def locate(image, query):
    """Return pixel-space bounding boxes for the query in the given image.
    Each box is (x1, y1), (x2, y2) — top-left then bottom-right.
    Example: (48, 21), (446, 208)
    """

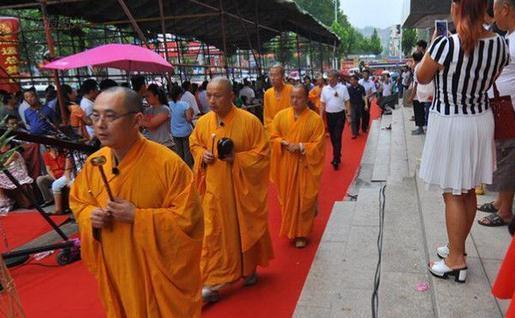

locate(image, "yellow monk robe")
(308, 85), (322, 114)
(70, 136), (204, 318)
(263, 84), (293, 131)
(190, 106), (274, 286)
(270, 107), (325, 239)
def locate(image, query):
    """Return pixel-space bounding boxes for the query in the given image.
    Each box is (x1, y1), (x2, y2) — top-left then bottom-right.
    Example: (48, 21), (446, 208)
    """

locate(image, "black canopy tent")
(402, 0), (452, 28)
(0, 0), (339, 53)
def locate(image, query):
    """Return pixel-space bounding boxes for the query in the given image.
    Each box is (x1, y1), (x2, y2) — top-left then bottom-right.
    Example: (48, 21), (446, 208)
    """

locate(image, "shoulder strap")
(493, 82), (500, 98)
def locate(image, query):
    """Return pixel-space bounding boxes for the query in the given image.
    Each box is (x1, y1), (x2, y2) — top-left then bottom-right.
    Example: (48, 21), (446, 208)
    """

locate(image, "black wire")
(371, 184), (386, 318)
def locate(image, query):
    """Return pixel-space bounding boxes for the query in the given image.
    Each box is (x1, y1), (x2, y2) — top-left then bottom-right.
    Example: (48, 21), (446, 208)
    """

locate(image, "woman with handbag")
(416, 0), (510, 283)
(477, 0), (515, 228)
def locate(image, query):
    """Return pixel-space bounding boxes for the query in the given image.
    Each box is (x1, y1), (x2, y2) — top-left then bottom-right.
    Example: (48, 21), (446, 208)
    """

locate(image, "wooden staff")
(90, 155), (115, 241)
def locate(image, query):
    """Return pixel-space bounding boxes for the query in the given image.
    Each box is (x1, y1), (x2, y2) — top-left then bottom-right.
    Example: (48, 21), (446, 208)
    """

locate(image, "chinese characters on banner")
(0, 17), (20, 94)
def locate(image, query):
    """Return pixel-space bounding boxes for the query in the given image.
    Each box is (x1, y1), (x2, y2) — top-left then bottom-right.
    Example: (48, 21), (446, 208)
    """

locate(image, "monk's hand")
(91, 208), (110, 229)
(107, 198), (136, 223)
(280, 140), (289, 147)
(287, 143), (301, 153)
(203, 150), (215, 165)
(221, 151), (235, 164)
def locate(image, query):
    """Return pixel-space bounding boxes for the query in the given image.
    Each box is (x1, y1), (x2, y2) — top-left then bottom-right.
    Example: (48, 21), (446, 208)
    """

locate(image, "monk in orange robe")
(308, 77), (325, 114)
(70, 87), (204, 318)
(263, 64), (293, 131)
(493, 233), (515, 318)
(189, 77), (274, 303)
(270, 85), (325, 248)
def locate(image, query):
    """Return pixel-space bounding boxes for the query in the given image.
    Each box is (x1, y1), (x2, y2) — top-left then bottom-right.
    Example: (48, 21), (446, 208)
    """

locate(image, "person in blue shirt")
(23, 89), (57, 136)
(169, 85), (194, 167)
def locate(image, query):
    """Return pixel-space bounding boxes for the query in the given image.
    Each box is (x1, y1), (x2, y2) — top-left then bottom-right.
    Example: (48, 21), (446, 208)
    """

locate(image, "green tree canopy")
(402, 28), (417, 56)
(369, 29), (383, 55)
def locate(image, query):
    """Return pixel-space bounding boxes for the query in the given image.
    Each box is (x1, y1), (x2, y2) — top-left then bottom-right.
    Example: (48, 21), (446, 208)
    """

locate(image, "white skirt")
(419, 110), (496, 195)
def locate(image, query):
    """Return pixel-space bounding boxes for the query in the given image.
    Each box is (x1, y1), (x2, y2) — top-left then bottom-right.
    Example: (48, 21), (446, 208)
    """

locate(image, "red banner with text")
(0, 17), (20, 94)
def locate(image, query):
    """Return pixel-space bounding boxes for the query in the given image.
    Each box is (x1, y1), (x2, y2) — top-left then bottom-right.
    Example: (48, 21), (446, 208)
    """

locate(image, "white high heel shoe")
(436, 244), (468, 259)
(428, 260), (468, 283)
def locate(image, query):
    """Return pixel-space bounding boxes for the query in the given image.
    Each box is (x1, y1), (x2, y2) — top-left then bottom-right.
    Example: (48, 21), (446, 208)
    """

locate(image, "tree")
(369, 29), (383, 55)
(402, 28), (417, 56)
(294, 0), (346, 27)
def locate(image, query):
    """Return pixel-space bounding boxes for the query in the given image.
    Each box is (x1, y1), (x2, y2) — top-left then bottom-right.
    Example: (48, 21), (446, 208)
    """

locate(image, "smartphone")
(435, 20), (448, 37)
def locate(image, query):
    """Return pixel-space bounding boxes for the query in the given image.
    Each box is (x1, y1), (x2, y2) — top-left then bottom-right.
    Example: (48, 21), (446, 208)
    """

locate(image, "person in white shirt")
(379, 73), (396, 114)
(477, 0), (515, 229)
(359, 70), (377, 132)
(79, 79), (99, 138)
(320, 69), (351, 170)
(238, 79), (255, 105)
(180, 81), (201, 117)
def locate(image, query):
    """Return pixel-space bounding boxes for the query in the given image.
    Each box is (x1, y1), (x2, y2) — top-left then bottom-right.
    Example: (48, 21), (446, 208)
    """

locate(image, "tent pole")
(17, 13), (35, 87)
(116, 0), (148, 47)
(296, 31), (302, 83)
(254, 0), (263, 76)
(158, 0), (173, 93)
(219, 0), (230, 78)
(40, 0), (68, 125)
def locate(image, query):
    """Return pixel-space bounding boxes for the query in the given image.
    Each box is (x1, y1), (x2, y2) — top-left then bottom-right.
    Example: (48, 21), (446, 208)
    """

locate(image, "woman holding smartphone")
(416, 0), (510, 283)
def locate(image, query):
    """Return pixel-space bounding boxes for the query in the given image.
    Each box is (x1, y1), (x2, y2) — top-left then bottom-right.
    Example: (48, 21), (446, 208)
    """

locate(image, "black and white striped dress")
(419, 34), (510, 194)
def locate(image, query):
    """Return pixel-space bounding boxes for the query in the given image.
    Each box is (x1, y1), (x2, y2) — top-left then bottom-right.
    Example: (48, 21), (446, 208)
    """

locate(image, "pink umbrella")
(42, 44), (173, 73)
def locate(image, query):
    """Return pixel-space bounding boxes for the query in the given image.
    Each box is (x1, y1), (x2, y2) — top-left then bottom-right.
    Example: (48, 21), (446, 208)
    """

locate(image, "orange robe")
(189, 105), (274, 286)
(270, 107), (325, 239)
(263, 84), (293, 131)
(70, 136), (204, 318)
(308, 86), (323, 114)
(493, 237), (515, 318)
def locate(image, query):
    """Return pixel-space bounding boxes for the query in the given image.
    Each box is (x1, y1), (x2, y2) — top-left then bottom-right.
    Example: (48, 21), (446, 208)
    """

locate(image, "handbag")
(490, 83), (515, 140)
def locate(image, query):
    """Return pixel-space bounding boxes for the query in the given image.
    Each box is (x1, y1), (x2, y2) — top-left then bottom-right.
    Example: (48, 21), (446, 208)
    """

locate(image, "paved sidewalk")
(294, 105), (511, 317)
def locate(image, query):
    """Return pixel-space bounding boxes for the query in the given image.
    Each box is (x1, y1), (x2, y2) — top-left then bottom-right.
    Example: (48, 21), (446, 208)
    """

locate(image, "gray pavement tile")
(293, 305), (332, 318)
(322, 202), (355, 243)
(340, 226), (379, 272)
(378, 272), (435, 318)
(431, 257), (503, 318)
(329, 288), (374, 318)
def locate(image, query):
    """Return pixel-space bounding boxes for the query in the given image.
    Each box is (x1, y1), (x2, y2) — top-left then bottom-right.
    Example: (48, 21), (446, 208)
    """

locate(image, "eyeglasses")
(89, 111), (138, 124)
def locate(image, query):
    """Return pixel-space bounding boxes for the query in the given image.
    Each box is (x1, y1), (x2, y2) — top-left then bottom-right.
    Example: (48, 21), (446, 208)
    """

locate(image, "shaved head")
(207, 77), (234, 116)
(270, 63), (285, 76)
(99, 86), (143, 114)
(208, 77), (233, 94)
(293, 84), (309, 98)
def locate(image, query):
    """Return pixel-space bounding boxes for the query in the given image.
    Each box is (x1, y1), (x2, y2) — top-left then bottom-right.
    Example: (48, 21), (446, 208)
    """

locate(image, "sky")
(340, 0), (404, 29)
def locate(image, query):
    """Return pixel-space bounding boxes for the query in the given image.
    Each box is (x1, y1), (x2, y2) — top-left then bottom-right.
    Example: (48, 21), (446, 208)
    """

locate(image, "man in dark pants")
(320, 70), (351, 170)
(359, 70), (376, 133)
(347, 75), (368, 139)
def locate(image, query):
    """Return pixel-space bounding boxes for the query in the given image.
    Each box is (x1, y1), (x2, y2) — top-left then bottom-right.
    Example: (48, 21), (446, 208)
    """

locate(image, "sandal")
(428, 260), (467, 283)
(477, 202), (498, 213)
(478, 213), (508, 227)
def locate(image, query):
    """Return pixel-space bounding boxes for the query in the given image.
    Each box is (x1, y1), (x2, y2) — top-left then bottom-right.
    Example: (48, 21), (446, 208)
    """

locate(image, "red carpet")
(5, 105), (379, 318)
(0, 212), (69, 253)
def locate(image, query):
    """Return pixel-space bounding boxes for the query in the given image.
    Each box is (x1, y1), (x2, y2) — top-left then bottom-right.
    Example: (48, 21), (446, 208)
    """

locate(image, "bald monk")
(270, 85), (325, 248)
(308, 76), (325, 114)
(263, 64), (293, 131)
(70, 87), (204, 317)
(189, 77), (274, 303)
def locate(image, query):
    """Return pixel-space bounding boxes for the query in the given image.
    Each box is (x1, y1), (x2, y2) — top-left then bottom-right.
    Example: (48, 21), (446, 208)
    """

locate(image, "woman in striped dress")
(416, 0), (510, 283)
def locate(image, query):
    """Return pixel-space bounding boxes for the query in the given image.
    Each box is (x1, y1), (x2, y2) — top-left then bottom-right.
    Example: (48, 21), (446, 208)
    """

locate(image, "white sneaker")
(428, 260), (467, 283)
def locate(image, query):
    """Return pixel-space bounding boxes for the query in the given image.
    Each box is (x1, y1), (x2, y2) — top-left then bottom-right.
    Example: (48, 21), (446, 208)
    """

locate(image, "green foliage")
(294, 0), (346, 27)
(369, 29), (383, 55)
(402, 28), (417, 56)
(0, 128), (19, 170)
